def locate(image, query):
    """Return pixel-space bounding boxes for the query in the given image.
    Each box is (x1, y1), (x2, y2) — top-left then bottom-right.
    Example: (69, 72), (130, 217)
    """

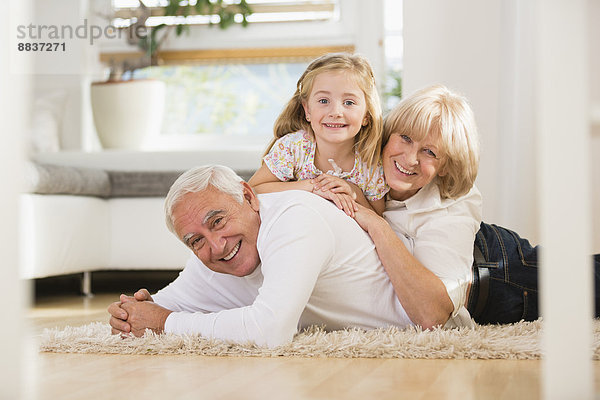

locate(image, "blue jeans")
(467, 222), (600, 324)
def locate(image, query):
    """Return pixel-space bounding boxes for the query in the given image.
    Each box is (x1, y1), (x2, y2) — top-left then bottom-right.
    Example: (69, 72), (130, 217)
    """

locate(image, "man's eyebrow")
(183, 233), (196, 247)
(203, 209), (224, 224)
(182, 210), (224, 246)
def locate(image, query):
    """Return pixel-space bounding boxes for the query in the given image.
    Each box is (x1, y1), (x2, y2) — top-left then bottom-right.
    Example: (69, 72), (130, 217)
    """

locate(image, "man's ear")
(241, 181), (260, 211)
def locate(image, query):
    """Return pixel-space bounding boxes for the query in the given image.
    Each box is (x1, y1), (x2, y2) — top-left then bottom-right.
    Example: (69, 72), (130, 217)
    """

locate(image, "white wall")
(590, 0), (600, 253)
(27, 0), (97, 151)
(536, 2), (593, 397)
(403, 0), (503, 232)
(2, 1), (30, 397)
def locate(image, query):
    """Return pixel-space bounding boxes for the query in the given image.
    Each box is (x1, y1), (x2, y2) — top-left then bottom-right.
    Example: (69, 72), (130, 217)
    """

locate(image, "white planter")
(91, 79), (166, 150)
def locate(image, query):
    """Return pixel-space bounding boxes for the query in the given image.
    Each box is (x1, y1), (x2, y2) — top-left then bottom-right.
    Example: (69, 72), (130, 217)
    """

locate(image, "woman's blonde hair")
(267, 52), (383, 172)
(383, 84), (480, 199)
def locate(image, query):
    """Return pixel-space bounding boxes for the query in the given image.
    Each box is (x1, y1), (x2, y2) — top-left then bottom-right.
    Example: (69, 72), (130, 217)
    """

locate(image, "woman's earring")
(306, 116), (311, 122)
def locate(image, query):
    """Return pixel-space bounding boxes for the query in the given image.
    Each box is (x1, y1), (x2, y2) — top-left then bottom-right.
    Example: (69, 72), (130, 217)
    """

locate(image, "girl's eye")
(318, 98), (328, 104)
(343, 100), (355, 106)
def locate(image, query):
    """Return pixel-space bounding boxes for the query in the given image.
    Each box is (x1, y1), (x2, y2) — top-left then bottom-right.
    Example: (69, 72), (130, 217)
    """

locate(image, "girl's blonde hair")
(383, 84), (480, 199)
(267, 52), (383, 172)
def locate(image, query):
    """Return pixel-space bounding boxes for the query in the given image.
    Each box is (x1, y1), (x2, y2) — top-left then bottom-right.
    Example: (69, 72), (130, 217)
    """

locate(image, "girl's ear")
(362, 114), (369, 126)
(302, 102), (311, 122)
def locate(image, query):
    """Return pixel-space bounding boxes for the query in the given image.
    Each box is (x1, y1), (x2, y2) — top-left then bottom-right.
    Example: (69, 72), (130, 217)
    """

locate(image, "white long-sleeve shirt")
(383, 181), (483, 328)
(153, 190), (411, 347)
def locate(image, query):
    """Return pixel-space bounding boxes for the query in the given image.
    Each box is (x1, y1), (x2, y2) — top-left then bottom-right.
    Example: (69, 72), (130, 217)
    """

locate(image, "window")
(133, 62), (307, 148)
(383, 0), (403, 110)
(96, 0), (349, 150)
(111, 0), (339, 26)
(93, 1), (405, 152)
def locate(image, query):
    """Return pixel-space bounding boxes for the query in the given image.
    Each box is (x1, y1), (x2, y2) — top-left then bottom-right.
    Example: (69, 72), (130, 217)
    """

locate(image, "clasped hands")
(107, 288), (172, 337)
(311, 173), (360, 217)
(310, 174), (381, 232)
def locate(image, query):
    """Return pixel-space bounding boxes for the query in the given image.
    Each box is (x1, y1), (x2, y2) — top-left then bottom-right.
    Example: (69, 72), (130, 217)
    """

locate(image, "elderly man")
(108, 164), (438, 348)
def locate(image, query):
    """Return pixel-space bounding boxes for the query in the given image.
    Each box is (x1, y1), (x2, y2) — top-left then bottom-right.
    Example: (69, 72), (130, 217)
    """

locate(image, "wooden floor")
(23, 291), (600, 400)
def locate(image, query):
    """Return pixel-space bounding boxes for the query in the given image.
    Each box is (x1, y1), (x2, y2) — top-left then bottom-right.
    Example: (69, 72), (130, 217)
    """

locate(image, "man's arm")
(119, 300), (172, 337)
(108, 289), (155, 335)
(108, 256), (258, 336)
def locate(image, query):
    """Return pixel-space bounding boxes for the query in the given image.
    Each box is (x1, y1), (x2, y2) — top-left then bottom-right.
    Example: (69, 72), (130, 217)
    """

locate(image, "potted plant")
(91, 0), (252, 150)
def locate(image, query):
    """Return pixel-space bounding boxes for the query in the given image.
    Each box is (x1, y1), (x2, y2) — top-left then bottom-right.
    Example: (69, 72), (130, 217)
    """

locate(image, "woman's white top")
(383, 180), (483, 328)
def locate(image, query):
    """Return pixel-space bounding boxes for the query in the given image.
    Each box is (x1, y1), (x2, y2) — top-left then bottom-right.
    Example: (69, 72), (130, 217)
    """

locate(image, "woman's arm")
(368, 197), (385, 216)
(346, 181), (385, 216)
(353, 204), (453, 329)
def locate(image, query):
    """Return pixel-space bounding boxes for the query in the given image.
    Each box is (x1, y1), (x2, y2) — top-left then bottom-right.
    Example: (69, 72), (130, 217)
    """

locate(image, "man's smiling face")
(172, 182), (261, 276)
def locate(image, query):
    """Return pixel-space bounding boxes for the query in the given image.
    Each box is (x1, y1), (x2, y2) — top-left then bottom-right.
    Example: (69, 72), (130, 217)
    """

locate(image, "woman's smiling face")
(382, 132), (446, 201)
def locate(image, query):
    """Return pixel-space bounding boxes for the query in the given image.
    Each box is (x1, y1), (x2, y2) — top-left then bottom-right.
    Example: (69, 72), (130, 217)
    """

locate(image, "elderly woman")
(349, 84), (600, 328)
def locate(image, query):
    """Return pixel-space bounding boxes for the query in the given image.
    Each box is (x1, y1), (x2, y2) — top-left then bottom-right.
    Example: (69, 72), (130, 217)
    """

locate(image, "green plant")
(386, 68), (402, 99)
(383, 68), (402, 111)
(108, 0), (252, 81)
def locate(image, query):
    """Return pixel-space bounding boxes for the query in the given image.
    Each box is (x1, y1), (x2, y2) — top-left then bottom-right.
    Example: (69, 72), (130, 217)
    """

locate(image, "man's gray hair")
(164, 165), (245, 235)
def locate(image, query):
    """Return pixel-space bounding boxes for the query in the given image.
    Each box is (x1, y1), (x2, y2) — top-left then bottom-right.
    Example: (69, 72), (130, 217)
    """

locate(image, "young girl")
(248, 53), (388, 215)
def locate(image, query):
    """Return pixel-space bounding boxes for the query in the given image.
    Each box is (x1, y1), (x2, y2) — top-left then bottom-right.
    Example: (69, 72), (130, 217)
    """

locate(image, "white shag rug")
(38, 320), (600, 359)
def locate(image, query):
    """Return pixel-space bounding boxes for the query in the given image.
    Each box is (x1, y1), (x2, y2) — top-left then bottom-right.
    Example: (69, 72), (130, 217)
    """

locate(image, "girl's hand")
(312, 174), (357, 199)
(313, 187), (358, 217)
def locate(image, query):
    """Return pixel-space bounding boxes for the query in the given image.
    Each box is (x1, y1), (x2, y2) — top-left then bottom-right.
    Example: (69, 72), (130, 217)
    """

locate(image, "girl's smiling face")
(302, 70), (368, 148)
(383, 132), (446, 201)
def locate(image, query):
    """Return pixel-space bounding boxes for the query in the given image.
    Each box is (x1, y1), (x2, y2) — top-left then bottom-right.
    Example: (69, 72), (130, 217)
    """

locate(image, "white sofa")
(20, 156), (257, 294)
(19, 194), (190, 278)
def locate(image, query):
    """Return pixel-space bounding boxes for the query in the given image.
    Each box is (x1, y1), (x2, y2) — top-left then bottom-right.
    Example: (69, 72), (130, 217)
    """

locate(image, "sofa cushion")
(27, 163), (258, 198)
(26, 162), (111, 197)
(108, 170), (183, 197)
(107, 169), (257, 197)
